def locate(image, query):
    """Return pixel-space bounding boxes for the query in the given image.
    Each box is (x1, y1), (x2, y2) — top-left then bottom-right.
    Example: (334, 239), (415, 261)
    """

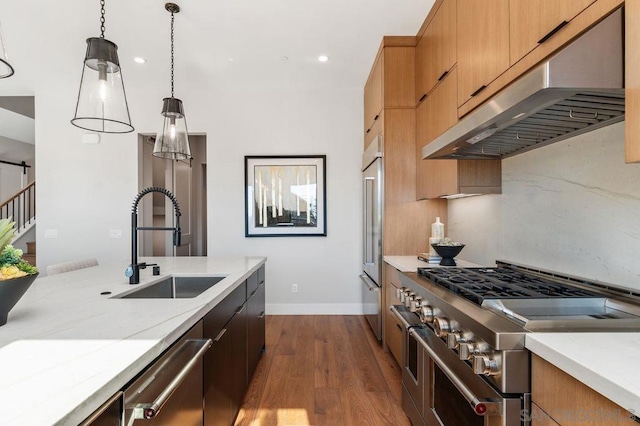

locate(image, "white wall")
(34, 72), (363, 313)
(448, 122), (640, 290)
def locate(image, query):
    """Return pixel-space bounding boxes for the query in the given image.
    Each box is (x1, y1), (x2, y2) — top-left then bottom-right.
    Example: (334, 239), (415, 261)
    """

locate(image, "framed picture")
(245, 155), (327, 237)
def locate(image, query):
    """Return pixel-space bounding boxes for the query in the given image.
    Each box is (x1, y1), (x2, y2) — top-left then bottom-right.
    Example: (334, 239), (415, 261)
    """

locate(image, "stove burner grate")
(418, 267), (602, 305)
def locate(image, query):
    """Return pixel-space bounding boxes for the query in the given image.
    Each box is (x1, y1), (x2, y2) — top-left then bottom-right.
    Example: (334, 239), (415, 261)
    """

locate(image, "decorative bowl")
(431, 244), (465, 266)
(0, 273), (38, 326)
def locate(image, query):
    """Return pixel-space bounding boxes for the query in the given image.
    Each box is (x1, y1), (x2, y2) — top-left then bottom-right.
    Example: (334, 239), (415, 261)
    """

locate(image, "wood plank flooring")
(235, 315), (410, 426)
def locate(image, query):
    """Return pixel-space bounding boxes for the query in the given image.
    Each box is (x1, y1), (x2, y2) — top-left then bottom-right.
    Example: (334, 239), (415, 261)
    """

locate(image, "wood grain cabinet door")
(509, 0), (596, 66)
(416, 0), (457, 103)
(364, 53), (383, 135)
(456, 0), (510, 109)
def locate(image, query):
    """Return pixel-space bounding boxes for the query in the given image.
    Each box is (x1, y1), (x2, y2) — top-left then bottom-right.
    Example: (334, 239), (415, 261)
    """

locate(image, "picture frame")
(245, 155), (327, 237)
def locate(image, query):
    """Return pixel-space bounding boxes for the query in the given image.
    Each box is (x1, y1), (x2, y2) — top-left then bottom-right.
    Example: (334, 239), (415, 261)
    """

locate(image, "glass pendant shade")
(0, 22), (14, 78)
(71, 37), (134, 133)
(153, 97), (191, 160)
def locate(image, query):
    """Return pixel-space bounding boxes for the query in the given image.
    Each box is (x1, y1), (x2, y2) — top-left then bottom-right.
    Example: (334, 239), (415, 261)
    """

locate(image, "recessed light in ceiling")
(134, 57), (147, 64)
(318, 55), (329, 63)
(228, 57), (235, 62)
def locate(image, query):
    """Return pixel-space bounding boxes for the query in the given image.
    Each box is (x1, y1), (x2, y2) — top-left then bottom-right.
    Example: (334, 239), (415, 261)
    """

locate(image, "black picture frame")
(244, 155), (327, 237)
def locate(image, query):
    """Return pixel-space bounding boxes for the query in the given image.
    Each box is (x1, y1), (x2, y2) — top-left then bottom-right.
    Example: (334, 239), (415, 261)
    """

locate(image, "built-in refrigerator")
(360, 135), (383, 341)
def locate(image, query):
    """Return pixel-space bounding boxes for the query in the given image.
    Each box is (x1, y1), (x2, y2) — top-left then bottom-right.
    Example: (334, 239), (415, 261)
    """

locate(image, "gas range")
(396, 261), (640, 395)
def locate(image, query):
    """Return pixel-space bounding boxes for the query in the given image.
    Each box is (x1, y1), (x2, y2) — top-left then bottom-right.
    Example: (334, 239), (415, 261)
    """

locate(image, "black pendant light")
(0, 21), (15, 78)
(153, 3), (191, 161)
(71, 0), (134, 133)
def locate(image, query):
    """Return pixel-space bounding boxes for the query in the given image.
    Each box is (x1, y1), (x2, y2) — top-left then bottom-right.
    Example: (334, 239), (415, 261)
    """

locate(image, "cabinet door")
(509, 0), (596, 66)
(416, 0), (457, 102)
(457, 0), (509, 108)
(364, 52), (383, 134)
(247, 279), (265, 380)
(228, 304), (248, 422)
(203, 282), (247, 426)
(416, 68), (459, 199)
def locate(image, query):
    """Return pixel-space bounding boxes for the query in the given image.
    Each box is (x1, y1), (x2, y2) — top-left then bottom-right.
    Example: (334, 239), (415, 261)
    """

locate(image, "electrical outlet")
(44, 229), (58, 239)
(292, 284), (298, 293)
(109, 229), (123, 239)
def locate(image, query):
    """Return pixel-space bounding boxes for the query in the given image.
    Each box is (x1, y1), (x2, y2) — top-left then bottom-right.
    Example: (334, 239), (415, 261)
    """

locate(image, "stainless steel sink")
(115, 276), (226, 299)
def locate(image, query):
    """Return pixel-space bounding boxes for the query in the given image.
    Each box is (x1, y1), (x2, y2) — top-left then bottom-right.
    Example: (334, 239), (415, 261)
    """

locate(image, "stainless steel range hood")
(423, 9), (624, 160)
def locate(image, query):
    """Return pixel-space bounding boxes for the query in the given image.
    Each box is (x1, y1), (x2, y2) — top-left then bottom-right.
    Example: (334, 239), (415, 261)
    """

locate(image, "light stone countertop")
(526, 333), (640, 416)
(0, 256), (266, 425)
(383, 255), (484, 272)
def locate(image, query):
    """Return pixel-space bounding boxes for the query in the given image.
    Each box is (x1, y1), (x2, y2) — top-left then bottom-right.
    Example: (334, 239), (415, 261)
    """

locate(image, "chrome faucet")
(126, 187), (181, 284)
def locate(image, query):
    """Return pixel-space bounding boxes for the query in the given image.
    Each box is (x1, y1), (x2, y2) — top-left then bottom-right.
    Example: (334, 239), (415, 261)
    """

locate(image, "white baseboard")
(266, 303), (364, 315)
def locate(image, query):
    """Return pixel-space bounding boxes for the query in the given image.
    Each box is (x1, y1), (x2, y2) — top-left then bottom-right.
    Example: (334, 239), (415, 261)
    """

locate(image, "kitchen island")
(0, 256), (266, 425)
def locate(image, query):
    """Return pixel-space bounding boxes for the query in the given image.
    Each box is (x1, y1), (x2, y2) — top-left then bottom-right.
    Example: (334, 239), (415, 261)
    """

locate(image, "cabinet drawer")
(385, 304), (404, 366)
(204, 282), (246, 339)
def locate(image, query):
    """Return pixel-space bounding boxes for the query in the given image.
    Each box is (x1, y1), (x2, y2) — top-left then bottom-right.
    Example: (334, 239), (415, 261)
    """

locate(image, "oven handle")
(410, 328), (502, 417)
(359, 274), (380, 292)
(390, 305), (413, 330)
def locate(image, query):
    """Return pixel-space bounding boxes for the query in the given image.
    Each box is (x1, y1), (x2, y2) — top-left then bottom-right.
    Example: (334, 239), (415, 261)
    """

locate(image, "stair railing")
(0, 181), (36, 233)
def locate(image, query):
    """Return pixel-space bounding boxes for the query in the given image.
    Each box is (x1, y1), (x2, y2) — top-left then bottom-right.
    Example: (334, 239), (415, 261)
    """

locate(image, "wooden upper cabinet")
(509, 0), (596, 66)
(417, 67), (502, 199)
(627, 0), (640, 163)
(364, 53), (383, 135)
(457, 0), (510, 109)
(363, 38), (416, 148)
(416, 67), (459, 199)
(415, 0), (457, 103)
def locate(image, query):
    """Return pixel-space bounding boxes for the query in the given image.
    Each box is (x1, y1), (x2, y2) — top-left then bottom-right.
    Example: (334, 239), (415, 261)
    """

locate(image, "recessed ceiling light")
(318, 55), (329, 63)
(134, 57), (147, 64)
(228, 57), (235, 62)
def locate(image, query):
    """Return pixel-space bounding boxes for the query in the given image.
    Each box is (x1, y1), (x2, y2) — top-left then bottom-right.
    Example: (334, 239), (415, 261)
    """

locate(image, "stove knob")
(433, 317), (451, 338)
(409, 297), (423, 313)
(405, 292), (416, 308)
(396, 287), (406, 300)
(472, 354), (500, 376)
(400, 289), (412, 303)
(446, 332), (467, 349)
(419, 305), (436, 323)
(459, 343), (477, 360)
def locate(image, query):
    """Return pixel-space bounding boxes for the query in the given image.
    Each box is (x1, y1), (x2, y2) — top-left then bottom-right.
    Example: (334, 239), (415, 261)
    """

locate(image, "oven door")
(411, 327), (527, 426)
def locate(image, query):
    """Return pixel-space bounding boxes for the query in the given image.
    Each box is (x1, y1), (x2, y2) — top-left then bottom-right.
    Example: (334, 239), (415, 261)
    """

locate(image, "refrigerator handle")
(364, 176), (375, 265)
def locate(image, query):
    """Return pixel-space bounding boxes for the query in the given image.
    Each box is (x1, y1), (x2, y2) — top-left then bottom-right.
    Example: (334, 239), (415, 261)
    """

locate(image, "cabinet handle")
(258, 311), (265, 319)
(418, 93), (427, 102)
(259, 280), (265, 286)
(374, 114), (379, 121)
(396, 323), (403, 332)
(214, 328), (227, 342)
(538, 20), (569, 44)
(470, 85), (487, 97)
(236, 304), (246, 314)
(250, 289), (257, 297)
(437, 70), (449, 81)
(366, 128), (371, 134)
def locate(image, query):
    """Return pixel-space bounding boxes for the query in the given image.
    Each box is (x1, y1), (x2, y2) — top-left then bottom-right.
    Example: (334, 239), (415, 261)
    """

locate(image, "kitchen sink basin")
(115, 276), (226, 299)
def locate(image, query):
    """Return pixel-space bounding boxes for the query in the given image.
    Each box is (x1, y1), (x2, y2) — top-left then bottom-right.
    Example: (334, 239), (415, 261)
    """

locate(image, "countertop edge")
(526, 333), (640, 416)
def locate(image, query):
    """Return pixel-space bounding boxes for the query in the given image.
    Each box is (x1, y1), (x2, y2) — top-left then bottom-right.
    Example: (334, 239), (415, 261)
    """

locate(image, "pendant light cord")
(170, 11), (175, 98)
(100, 0), (106, 38)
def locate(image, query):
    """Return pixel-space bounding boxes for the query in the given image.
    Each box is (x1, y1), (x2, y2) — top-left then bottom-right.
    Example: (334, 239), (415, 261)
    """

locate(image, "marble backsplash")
(448, 122), (640, 291)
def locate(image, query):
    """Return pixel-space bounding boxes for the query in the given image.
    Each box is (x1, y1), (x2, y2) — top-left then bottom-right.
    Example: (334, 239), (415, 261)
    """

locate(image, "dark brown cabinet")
(247, 266), (266, 380)
(203, 266), (265, 426)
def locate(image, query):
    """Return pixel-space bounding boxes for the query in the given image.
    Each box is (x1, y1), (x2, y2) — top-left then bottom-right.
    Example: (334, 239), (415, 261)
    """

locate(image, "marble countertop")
(526, 333), (640, 416)
(0, 256), (266, 425)
(383, 255), (483, 272)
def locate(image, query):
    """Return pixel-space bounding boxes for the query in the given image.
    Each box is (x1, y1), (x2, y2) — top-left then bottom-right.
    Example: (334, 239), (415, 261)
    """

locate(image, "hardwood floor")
(235, 315), (411, 426)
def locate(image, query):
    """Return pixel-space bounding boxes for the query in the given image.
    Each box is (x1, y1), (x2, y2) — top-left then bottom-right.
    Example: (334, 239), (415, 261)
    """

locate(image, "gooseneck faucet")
(126, 187), (181, 284)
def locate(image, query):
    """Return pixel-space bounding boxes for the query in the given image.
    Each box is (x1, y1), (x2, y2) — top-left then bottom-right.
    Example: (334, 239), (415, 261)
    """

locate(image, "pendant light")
(153, 3), (192, 161)
(0, 21), (15, 78)
(71, 0), (134, 133)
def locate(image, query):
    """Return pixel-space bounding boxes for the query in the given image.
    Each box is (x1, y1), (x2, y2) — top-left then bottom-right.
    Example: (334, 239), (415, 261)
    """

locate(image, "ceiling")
(0, 0), (435, 94)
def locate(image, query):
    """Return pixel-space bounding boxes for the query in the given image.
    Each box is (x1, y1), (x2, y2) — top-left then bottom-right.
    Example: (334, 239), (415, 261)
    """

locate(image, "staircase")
(23, 241), (36, 266)
(1, 181), (35, 233)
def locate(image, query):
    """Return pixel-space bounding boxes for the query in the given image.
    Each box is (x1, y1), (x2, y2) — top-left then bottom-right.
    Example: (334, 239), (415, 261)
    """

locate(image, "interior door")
(168, 160), (192, 256)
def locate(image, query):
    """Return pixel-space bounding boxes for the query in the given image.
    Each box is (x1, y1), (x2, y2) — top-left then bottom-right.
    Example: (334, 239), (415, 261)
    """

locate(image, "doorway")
(138, 134), (207, 257)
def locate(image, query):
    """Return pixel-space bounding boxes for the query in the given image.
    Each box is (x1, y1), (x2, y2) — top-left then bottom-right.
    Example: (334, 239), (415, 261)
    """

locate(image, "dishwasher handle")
(133, 338), (212, 420)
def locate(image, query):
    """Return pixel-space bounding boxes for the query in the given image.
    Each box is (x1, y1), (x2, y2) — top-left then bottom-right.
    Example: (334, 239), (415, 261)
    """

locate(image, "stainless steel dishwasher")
(123, 322), (211, 425)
